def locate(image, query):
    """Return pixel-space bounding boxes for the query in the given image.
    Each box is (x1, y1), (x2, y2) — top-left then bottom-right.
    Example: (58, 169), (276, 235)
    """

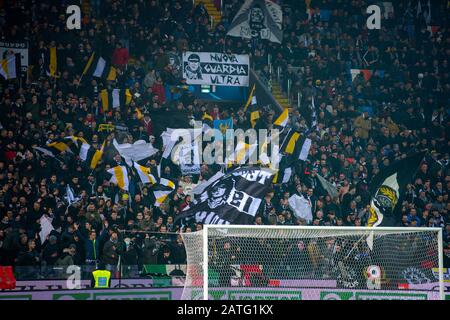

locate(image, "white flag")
(316, 174), (339, 198)
(288, 194), (313, 223)
(65, 184), (75, 205)
(113, 139), (159, 165)
(132, 162), (157, 185)
(39, 215), (54, 244)
(0, 54), (18, 80)
(107, 166), (130, 191)
(299, 138), (312, 161)
(366, 231), (374, 251)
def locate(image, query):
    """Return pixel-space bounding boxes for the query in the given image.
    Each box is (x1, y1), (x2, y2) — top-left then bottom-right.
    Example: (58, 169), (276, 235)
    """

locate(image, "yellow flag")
(100, 89), (109, 112)
(250, 110), (260, 128)
(106, 66), (117, 81)
(125, 89), (132, 105)
(202, 112), (213, 121)
(109, 166), (129, 191)
(47, 141), (69, 152)
(274, 108), (289, 127)
(82, 52), (95, 76)
(136, 107), (143, 120)
(90, 141), (105, 169)
(285, 132), (300, 154)
(49, 47), (57, 77)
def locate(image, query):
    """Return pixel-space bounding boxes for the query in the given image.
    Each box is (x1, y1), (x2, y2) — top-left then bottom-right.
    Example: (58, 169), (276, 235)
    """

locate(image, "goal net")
(181, 226), (444, 300)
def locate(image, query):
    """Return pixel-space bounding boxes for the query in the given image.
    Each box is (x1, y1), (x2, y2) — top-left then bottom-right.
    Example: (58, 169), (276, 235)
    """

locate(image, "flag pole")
(344, 233), (368, 260)
(77, 73), (83, 88)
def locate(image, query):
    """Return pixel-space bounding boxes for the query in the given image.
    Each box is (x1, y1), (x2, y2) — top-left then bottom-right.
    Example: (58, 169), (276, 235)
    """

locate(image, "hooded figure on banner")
(227, 0), (283, 43)
(184, 53), (203, 80)
(207, 179), (236, 209)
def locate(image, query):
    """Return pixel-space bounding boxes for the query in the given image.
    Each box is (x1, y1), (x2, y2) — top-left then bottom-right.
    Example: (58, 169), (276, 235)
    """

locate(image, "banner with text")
(0, 41), (29, 73)
(182, 52), (249, 87)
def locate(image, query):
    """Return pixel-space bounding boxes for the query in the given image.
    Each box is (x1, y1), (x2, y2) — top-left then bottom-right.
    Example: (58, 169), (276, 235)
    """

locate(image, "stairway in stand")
(271, 81), (292, 110)
(195, 0), (222, 27)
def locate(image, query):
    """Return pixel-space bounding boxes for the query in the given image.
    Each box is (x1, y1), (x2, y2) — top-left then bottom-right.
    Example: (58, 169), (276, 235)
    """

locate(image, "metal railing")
(12, 264), (182, 282)
(266, 55), (304, 109)
(265, 55), (293, 107)
(13, 265), (119, 281)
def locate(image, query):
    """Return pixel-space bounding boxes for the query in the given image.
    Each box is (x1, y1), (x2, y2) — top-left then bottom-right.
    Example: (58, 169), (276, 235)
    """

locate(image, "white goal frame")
(201, 225), (445, 300)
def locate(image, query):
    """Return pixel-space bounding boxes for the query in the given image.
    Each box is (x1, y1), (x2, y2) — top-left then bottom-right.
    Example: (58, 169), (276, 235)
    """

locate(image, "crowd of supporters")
(0, 0), (449, 280)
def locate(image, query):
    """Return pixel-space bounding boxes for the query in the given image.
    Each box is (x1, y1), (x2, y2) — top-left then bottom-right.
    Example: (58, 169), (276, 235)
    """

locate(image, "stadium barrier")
(0, 286), (449, 300)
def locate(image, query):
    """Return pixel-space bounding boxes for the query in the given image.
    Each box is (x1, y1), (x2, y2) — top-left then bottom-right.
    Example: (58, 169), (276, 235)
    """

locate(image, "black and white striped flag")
(0, 53), (21, 80)
(100, 88), (132, 112)
(82, 52), (117, 81)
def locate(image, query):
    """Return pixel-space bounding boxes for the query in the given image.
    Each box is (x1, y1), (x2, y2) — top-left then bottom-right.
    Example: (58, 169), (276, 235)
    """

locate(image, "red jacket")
(4, 150), (16, 161)
(0, 266), (16, 289)
(112, 47), (129, 67)
(141, 118), (153, 136)
(151, 83), (166, 104)
(211, 110), (221, 120)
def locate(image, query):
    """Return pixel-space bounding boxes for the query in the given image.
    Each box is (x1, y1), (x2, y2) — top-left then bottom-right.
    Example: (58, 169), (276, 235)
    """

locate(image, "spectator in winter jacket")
(353, 111), (372, 140)
(42, 235), (60, 266)
(112, 42), (129, 68)
(151, 78), (166, 104)
(101, 229), (122, 271)
(157, 246), (174, 264)
(140, 113), (153, 136)
(141, 233), (158, 265)
(55, 244), (77, 267)
(74, 222), (108, 265)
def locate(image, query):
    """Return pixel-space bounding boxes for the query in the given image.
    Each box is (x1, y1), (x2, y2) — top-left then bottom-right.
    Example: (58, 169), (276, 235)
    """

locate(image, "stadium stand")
(0, 0), (448, 286)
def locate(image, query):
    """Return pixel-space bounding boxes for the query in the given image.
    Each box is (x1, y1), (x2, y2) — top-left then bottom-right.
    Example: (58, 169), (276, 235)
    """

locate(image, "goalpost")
(181, 225), (445, 300)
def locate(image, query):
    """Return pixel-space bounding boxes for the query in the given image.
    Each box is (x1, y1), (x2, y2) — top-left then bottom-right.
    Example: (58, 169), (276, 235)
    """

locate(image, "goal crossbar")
(204, 225), (442, 232)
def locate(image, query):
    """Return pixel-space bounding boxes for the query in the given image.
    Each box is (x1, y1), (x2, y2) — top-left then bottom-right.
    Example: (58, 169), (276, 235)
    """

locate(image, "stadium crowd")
(0, 0), (449, 281)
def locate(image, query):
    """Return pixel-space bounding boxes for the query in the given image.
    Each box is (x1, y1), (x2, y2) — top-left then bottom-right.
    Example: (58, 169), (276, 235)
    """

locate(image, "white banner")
(0, 41), (29, 72)
(182, 52), (249, 87)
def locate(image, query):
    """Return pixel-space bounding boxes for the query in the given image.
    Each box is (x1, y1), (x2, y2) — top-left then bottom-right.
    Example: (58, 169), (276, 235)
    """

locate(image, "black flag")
(151, 109), (191, 138)
(367, 152), (426, 227)
(175, 167), (275, 226)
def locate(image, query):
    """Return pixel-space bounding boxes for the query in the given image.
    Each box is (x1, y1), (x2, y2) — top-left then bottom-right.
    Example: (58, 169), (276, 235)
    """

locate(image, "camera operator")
(121, 236), (139, 277)
(141, 233), (159, 265)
